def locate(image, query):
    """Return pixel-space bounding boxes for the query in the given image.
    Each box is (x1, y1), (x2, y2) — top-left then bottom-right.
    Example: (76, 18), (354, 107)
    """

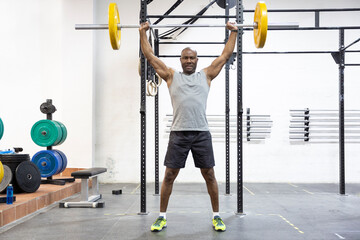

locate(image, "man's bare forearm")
(221, 31), (237, 60)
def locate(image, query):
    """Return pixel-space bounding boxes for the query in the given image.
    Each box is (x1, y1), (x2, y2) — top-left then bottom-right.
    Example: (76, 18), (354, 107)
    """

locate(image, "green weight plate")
(0, 118), (4, 140)
(54, 121), (67, 145)
(52, 121), (63, 146)
(31, 120), (62, 147)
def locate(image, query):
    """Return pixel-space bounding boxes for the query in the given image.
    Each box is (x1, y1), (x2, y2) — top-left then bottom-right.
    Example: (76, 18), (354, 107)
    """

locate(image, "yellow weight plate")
(0, 161), (4, 184)
(253, 2), (268, 48)
(109, 3), (121, 50)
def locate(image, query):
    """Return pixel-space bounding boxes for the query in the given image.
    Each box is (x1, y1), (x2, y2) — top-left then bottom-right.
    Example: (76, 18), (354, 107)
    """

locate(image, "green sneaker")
(151, 216), (167, 232)
(212, 216), (226, 231)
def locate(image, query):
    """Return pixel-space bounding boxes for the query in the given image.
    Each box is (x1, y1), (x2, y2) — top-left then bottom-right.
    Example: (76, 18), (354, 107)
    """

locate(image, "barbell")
(75, 2), (298, 50)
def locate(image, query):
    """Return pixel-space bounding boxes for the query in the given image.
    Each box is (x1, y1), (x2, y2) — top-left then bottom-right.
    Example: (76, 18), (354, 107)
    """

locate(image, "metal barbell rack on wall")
(289, 109), (360, 143)
(163, 112), (273, 141)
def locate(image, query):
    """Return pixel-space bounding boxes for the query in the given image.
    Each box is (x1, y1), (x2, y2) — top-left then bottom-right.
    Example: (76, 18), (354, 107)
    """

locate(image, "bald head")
(180, 47), (198, 75)
(181, 47), (197, 57)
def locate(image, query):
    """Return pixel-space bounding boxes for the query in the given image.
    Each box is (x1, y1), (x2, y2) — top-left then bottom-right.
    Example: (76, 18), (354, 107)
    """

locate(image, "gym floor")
(0, 182), (360, 240)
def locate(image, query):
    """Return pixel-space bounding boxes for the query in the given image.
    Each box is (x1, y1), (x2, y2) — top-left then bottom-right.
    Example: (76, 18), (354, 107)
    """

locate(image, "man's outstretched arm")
(139, 22), (174, 84)
(204, 22), (238, 82)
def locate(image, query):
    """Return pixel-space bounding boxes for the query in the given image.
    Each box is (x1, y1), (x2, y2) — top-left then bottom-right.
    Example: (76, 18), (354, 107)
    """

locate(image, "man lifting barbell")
(139, 21), (238, 232)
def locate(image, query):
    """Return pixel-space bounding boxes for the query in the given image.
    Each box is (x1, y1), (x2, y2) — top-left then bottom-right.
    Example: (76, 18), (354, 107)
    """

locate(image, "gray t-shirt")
(169, 70), (210, 131)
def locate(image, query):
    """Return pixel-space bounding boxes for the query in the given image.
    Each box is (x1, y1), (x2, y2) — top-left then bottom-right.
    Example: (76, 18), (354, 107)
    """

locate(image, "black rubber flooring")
(1, 182), (360, 240)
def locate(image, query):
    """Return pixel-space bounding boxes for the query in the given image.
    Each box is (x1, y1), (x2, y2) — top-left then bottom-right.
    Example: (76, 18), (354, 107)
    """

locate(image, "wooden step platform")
(0, 169), (82, 227)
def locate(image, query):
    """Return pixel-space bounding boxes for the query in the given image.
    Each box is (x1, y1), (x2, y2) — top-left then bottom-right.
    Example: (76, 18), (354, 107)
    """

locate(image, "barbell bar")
(75, 2), (298, 50)
(76, 23), (262, 30)
(75, 23), (297, 29)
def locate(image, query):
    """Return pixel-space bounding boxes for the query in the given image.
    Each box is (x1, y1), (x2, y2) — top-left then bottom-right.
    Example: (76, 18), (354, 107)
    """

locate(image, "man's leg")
(201, 167), (226, 231)
(151, 167), (180, 232)
(200, 167), (219, 212)
(160, 167), (180, 212)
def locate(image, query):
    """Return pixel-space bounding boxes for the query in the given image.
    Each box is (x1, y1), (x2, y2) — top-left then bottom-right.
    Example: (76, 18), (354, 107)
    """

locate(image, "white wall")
(0, 0), (94, 168)
(93, 0), (141, 182)
(1, 0), (359, 184)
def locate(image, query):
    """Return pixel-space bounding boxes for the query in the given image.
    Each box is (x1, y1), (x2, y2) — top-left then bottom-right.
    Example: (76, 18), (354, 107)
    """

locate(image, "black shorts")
(164, 131), (215, 169)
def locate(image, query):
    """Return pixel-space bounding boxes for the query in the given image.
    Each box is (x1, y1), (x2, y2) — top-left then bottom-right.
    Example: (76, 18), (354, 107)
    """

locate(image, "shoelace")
(214, 218), (224, 226)
(154, 218), (164, 226)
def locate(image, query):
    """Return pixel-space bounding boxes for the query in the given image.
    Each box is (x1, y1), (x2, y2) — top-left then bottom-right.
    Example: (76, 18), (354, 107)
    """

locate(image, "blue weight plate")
(53, 150), (67, 174)
(31, 150), (62, 178)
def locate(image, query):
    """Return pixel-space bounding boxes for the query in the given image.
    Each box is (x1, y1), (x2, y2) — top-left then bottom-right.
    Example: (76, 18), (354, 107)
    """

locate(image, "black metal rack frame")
(139, 0), (360, 214)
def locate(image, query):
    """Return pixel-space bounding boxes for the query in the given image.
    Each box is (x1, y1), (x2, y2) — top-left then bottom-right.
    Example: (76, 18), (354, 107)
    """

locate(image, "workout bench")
(59, 167), (107, 208)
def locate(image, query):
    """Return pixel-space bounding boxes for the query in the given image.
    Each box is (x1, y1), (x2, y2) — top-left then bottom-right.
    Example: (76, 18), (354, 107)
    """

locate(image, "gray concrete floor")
(1, 182), (360, 240)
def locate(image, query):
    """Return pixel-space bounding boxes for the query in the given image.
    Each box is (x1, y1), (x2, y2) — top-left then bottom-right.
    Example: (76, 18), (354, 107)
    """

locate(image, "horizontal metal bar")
(147, 15), (237, 18)
(290, 136), (360, 139)
(345, 64), (360, 66)
(271, 9), (360, 13)
(263, 8), (360, 13)
(160, 55), (219, 58)
(290, 109), (360, 112)
(158, 50), (360, 58)
(209, 129), (271, 134)
(290, 119), (360, 122)
(166, 119), (273, 122)
(290, 132), (360, 135)
(208, 116), (271, 118)
(165, 114), (271, 117)
(166, 124), (272, 128)
(205, 114), (271, 117)
(75, 24), (108, 30)
(75, 23), (299, 30)
(204, 135), (268, 140)
(290, 140), (360, 144)
(243, 26), (360, 31)
(152, 23), (255, 28)
(147, 9), (360, 18)
(290, 130), (360, 133)
(291, 113), (360, 117)
(75, 23), (253, 29)
(242, 50), (360, 54)
(163, 131), (269, 137)
(159, 41), (225, 45)
(290, 124), (360, 128)
(206, 119), (272, 123)
(291, 115), (360, 119)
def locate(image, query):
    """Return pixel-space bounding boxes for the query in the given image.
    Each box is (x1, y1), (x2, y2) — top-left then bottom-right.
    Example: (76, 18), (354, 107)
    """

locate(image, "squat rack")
(139, 0), (238, 215)
(139, 0), (360, 215)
